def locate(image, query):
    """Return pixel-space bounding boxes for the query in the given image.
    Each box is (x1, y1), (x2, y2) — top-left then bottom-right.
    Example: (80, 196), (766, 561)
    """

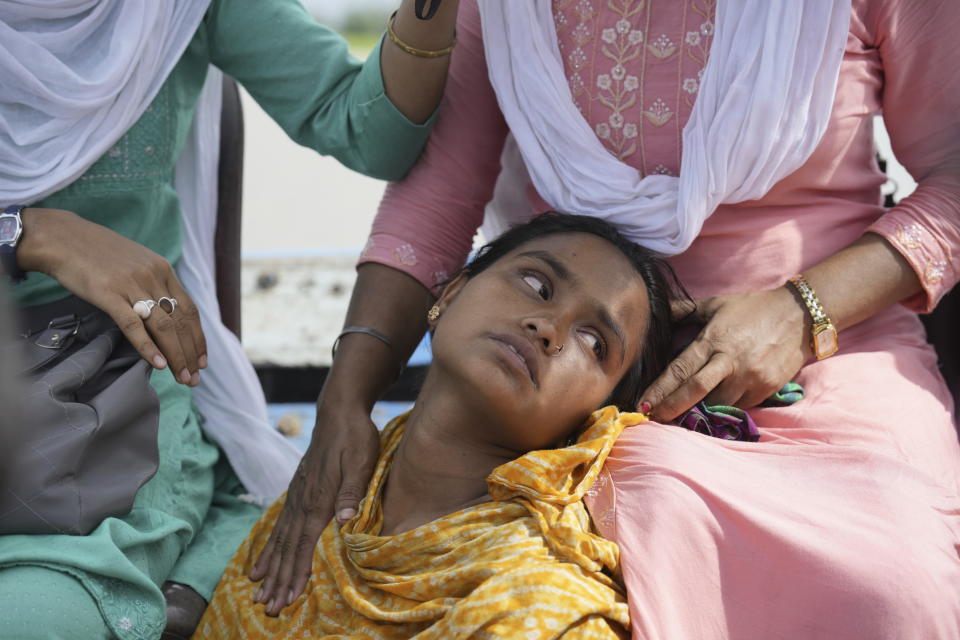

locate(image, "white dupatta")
(477, 0), (852, 255)
(0, 2), (299, 506)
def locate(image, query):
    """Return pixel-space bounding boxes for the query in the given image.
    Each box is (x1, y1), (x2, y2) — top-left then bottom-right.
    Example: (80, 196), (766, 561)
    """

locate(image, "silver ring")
(157, 297), (178, 314)
(133, 299), (156, 320)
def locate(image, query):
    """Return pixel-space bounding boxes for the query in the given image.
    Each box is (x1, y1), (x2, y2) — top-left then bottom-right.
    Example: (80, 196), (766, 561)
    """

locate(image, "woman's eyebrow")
(595, 304), (627, 366)
(517, 250), (574, 283)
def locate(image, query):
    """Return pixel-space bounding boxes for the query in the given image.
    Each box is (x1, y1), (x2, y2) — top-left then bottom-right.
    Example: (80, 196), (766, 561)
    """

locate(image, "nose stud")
(555, 344), (563, 355)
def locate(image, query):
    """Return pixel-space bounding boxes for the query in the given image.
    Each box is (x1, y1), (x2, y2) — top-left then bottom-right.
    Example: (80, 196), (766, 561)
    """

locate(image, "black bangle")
(331, 326), (392, 360)
(415, 0), (442, 20)
(331, 326), (406, 382)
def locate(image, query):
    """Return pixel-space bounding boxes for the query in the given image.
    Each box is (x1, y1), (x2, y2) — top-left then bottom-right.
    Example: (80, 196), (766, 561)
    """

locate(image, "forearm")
(381, 0), (459, 124)
(639, 233), (926, 417)
(799, 232), (922, 331)
(319, 263), (435, 412)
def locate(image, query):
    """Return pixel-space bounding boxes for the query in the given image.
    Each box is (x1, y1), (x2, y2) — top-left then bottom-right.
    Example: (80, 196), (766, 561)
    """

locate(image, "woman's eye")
(522, 274), (549, 299)
(580, 331), (605, 359)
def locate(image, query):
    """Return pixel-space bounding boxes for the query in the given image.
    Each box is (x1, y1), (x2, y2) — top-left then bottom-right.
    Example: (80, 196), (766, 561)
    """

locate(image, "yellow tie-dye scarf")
(197, 407), (644, 639)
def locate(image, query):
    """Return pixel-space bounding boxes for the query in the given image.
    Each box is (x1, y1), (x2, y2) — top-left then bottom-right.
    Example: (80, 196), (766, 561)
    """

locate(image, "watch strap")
(787, 274), (837, 358)
(1, 204), (27, 283)
(788, 274), (829, 325)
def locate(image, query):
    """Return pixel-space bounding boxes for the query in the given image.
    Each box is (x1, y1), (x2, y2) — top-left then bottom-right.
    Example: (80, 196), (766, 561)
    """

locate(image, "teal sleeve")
(204, 0), (436, 181)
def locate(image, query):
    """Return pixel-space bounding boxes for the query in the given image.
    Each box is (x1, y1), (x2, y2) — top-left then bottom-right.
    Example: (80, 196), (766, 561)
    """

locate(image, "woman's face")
(430, 232), (650, 451)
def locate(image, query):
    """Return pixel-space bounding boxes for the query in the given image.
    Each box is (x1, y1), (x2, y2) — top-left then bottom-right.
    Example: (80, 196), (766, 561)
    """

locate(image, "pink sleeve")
(358, 0), (509, 291)
(862, 0), (960, 313)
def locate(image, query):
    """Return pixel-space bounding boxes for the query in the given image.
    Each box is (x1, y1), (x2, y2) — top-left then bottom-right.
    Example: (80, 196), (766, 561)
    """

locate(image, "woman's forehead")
(504, 233), (641, 284)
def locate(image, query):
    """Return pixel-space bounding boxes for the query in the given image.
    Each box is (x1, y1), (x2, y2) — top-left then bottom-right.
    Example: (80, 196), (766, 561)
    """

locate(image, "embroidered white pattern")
(653, 163), (674, 176)
(925, 260), (947, 285)
(569, 46), (588, 70)
(646, 33), (677, 59)
(553, 0), (718, 171)
(394, 243), (418, 266)
(895, 223), (925, 250)
(584, 471), (607, 499)
(593, 0), (646, 159)
(683, 0), (716, 107)
(644, 98), (674, 126)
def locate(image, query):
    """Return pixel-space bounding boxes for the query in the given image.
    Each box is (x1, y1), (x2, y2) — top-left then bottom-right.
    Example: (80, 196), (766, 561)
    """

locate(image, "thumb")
(334, 446), (377, 523)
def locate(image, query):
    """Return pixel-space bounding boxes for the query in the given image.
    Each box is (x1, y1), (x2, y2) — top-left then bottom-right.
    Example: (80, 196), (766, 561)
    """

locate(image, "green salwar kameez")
(2, 0), (434, 637)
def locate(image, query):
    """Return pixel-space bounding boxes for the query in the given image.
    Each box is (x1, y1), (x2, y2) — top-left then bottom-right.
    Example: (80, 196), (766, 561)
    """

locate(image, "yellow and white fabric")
(197, 407), (646, 639)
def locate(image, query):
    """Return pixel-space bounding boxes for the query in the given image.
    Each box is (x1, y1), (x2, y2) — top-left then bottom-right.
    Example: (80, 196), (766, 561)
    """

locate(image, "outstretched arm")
(207, 0), (458, 180)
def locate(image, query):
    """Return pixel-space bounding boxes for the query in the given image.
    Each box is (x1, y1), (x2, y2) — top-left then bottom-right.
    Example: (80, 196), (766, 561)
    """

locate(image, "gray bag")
(0, 296), (160, 535)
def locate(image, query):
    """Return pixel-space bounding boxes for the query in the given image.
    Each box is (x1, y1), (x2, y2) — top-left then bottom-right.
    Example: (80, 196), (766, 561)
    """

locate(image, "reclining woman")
(194, 213), (678, 637)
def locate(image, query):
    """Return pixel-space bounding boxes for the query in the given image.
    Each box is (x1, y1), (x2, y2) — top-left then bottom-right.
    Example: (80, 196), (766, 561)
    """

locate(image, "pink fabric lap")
(588, 426), (960, 639)
(755, 306), (960, 490)
(587, 308), (960, 639)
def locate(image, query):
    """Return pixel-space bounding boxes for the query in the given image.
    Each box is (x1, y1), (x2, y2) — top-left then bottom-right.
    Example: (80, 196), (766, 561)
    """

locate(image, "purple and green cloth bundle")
(673, 382), (804, 442)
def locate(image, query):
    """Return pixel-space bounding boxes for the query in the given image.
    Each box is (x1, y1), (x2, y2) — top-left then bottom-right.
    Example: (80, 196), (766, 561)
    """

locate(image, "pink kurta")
(361, 0), (960, 637)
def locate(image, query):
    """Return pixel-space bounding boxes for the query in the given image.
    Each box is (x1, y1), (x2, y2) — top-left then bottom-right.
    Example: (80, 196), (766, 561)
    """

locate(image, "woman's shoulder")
(851, 0), (960, 48)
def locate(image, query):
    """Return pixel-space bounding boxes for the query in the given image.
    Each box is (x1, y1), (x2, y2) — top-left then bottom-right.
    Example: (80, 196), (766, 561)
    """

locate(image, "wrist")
(318, 385), (376, 416)
(785, 275), (838, 360)
(318, 361), (385, 414)
(392, 1), (458, 51)
(17, 207), (71, 275)
(779, 284), (813, 356)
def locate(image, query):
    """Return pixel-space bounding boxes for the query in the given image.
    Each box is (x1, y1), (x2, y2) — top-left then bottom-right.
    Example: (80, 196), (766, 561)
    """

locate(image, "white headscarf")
(1, 1), (300, 505)
(477, 0), (852, 255)
(0, 1), (211, 202)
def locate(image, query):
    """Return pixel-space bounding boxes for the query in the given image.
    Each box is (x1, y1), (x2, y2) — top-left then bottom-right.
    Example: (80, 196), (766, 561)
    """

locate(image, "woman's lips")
(490, 333), (540, 388)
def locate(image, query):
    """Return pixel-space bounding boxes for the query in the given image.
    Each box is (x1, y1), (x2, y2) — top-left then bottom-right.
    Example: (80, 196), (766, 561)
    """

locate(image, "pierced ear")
(429, 272), (469, 328)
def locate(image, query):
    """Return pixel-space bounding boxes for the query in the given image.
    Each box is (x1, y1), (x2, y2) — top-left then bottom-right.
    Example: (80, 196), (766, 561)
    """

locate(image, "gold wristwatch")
(787, 274), (838, 360)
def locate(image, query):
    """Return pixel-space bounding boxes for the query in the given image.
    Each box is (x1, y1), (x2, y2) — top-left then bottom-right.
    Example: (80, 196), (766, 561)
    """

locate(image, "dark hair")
(457, 212), (683, 411)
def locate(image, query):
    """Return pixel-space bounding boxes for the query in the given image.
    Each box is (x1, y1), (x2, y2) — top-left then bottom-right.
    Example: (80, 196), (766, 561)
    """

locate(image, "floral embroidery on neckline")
(554, 0), (717, 170)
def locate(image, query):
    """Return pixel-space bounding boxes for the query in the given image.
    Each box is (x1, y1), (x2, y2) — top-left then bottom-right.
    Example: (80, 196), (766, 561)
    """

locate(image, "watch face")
(0, 216), (19, 243)
(813, 324), (838, 359)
